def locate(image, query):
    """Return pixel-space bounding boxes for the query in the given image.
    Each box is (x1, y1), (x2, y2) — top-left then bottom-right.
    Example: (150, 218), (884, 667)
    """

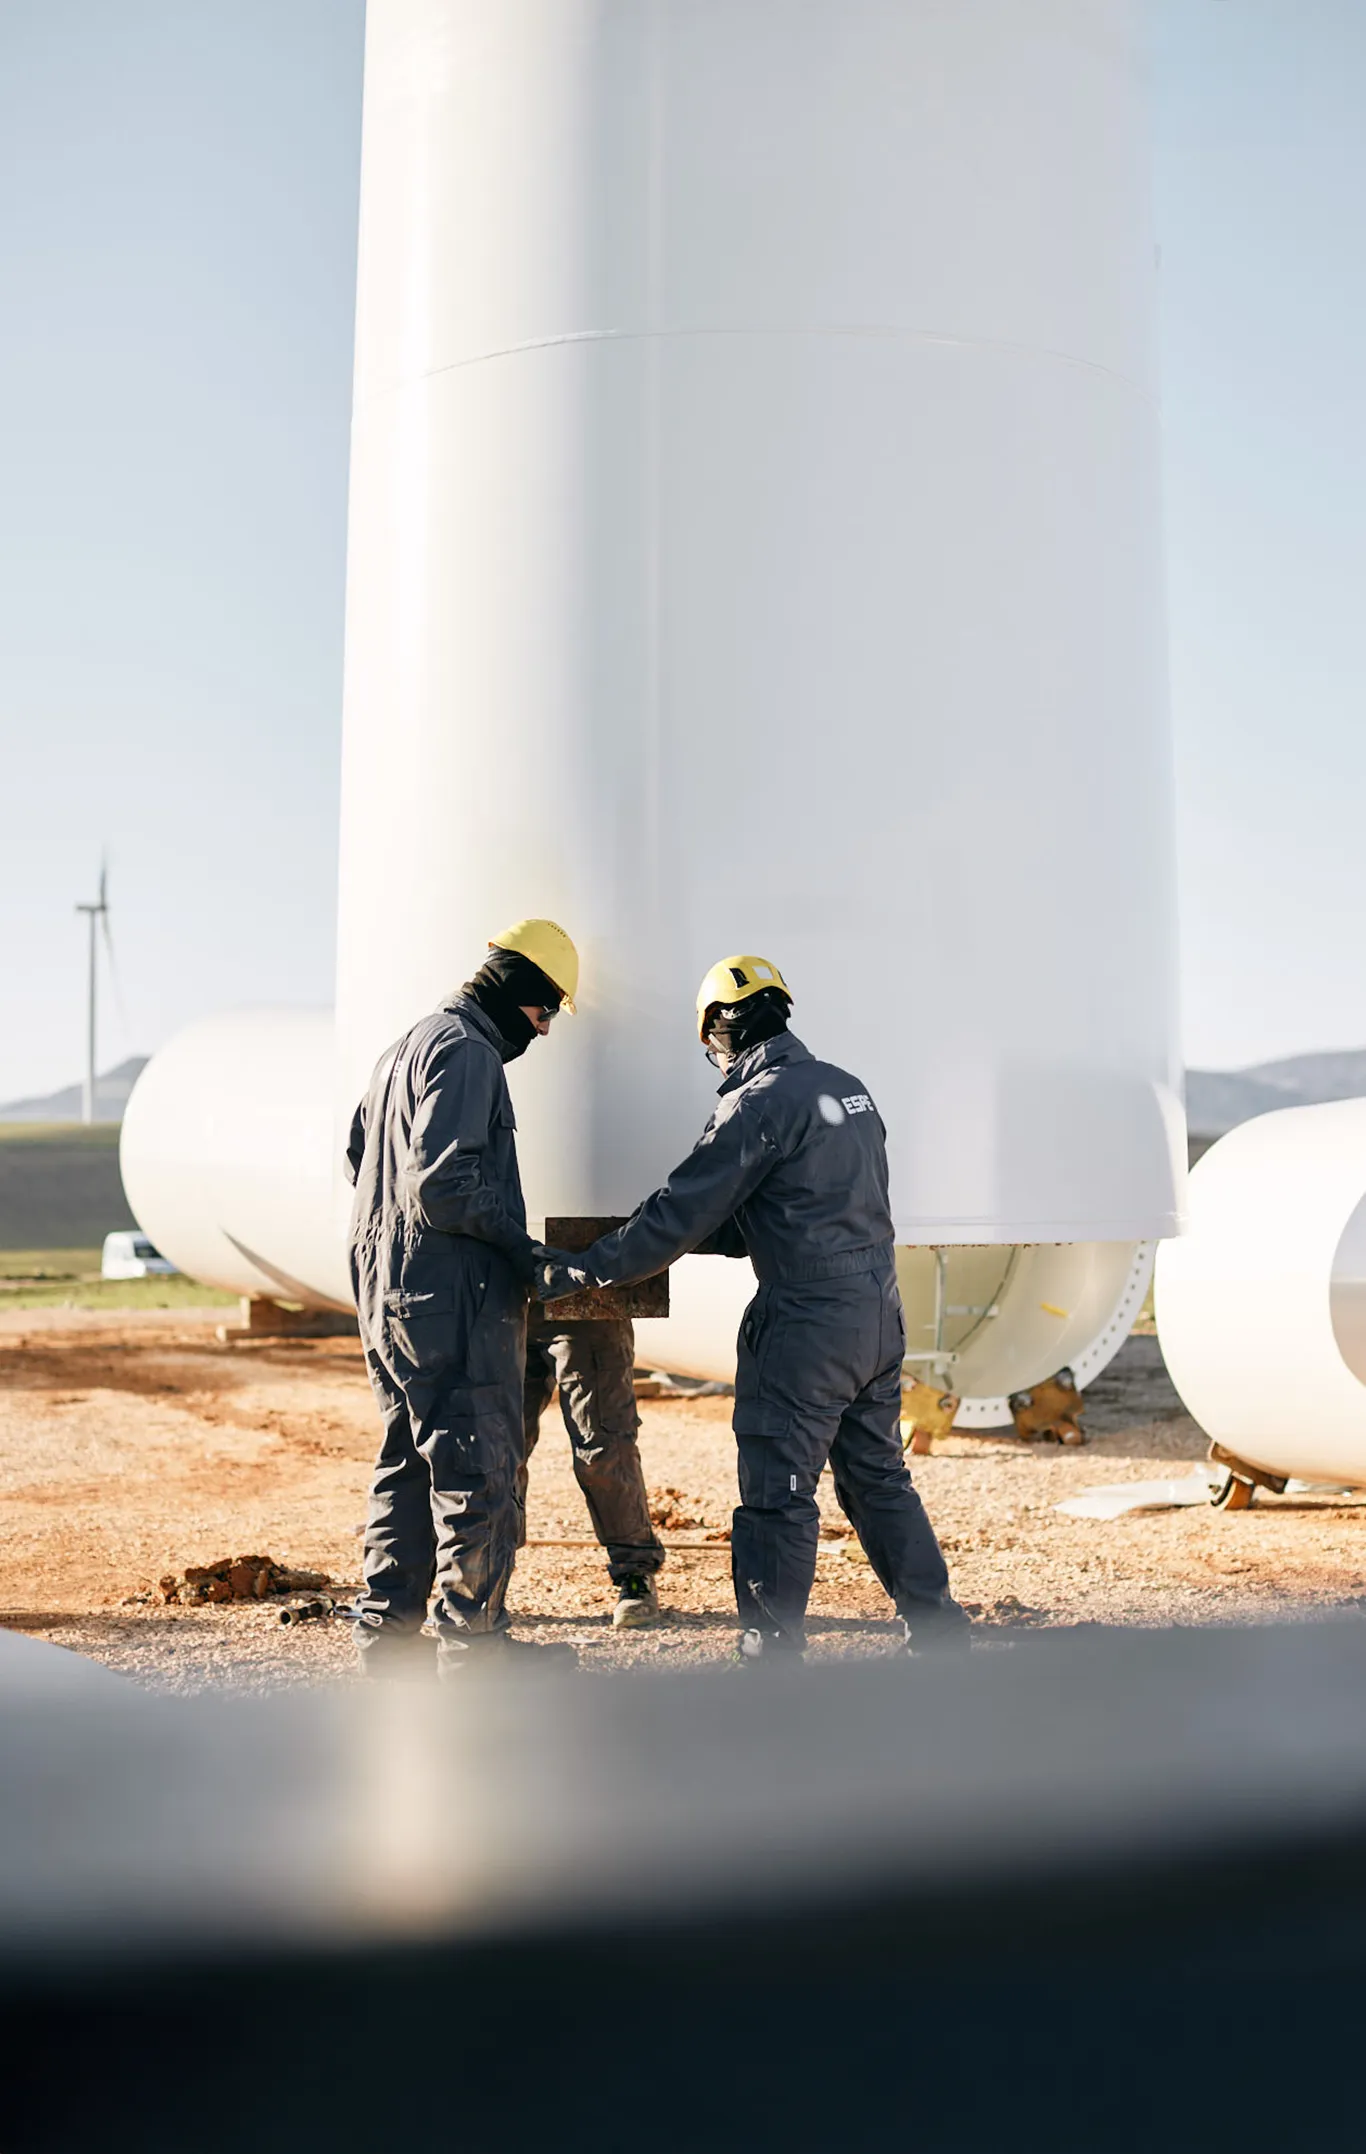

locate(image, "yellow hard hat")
(489, 918), (579, 1012)
(695, 954), (792, 1041)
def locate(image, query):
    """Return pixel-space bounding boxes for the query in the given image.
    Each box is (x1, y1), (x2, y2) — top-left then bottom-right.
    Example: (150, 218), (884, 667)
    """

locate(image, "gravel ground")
(3, 1311), (1365, 1691)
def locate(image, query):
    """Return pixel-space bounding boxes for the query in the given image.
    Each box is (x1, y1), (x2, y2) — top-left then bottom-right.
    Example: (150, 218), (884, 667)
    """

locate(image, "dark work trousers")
(521, 1318), (664, 1582)
(356, 1263), (527, 1663)
(731, 1258), (967, 1652)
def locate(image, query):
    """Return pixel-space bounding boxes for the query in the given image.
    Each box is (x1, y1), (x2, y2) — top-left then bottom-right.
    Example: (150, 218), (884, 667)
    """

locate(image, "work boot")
(612, 1574), (661, 1630)
(733, 1627), (797, 1666)
(902, 1613), (974, 1658)
(352, 1614), (437, 1680)
(436, 1631), (578, 1676)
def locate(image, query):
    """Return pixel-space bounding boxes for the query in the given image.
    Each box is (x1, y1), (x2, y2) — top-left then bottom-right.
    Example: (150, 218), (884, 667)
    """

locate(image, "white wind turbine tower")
(74, 861), (111, 1126)
(120, 0), (1187, 1416)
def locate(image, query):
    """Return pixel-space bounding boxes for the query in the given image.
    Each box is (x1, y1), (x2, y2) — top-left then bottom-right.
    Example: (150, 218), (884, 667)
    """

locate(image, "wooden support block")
(530, 1217), (669, 1321)
(217, 1297), (359, 1346)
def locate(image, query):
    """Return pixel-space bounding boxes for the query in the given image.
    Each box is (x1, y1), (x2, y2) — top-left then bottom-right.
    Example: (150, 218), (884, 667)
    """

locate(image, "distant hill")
(1187, 1050), (1366, 1139)
(0, 1057), (148, 1124)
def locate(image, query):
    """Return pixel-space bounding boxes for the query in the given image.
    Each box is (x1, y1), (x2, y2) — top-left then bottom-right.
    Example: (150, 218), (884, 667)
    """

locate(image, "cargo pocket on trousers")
(382, 1286), (458, 1372)
(736, 1292), (789, 1402)
(377, 1283), (456, 1369)
(733, 1400), (808, 1509)
(386, 1276), (490, 1374)
(421, 1386), (509, 1495)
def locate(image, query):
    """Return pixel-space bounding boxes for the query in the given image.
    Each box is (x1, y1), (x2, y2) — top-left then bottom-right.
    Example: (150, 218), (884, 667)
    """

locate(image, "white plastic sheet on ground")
(1054, 1470), (1219, 1521)
(1055, 1469), (1359, 1520)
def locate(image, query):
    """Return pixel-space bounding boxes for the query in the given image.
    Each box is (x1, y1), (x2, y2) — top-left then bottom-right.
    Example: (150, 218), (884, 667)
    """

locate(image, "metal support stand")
(1008, 1369), (1086, 1445)
(1207, 1440), (1289, 1511)
(900, 1249), (1002, 1450)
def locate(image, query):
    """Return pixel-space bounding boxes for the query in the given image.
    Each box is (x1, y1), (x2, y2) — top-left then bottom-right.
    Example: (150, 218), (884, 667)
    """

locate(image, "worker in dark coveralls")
(536, 955), (969, 1660)
(345, 918), (579, 1673)
(521, 1319), (665, 1628)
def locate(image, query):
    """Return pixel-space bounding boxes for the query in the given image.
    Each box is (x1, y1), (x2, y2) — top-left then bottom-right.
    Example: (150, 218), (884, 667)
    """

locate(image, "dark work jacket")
(571, 1032), (896, 1291)
(345, 993), (535, 1386)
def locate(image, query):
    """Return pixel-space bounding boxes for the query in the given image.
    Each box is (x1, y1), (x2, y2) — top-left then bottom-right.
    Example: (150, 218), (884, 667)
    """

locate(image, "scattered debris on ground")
(159, 1554), (334, 1604)
(965, 1594), (1048, 1627)
(277, 1596), (337, 1626)
(648, 1488), (707, 1531)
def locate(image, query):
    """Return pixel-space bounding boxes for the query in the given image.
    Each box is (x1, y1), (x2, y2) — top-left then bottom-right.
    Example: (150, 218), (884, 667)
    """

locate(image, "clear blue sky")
(1153, 0), (1366, 1075)
(0, 0), (365, 1102)
(0, 0), (1361, 1100)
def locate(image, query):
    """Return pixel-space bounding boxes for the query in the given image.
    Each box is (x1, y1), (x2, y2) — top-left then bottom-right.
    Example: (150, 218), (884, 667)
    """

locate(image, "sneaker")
(612, 1574), (661, 1630)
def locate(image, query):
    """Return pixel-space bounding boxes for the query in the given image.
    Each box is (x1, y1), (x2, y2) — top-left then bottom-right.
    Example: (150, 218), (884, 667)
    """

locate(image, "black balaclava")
(462, 948), (562, 1061)
(705, 986), (791, 1068)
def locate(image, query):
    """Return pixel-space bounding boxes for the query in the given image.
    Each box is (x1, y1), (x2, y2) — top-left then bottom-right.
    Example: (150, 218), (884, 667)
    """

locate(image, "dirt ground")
(3, 1308), (1365, 1691)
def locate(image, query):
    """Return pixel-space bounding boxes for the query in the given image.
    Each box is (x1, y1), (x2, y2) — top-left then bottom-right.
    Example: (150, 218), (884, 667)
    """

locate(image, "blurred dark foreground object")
(7, 1625), (1366, 2150)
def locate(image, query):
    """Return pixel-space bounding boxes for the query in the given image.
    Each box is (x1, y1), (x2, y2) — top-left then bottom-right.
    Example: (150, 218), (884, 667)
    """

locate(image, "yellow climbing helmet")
(489, 918), (579, 1012)
(695, 954), (793, 1041)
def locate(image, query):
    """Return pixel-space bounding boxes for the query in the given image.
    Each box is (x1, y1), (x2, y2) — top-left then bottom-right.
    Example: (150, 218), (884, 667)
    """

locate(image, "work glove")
(531, 1245), (589, 1304)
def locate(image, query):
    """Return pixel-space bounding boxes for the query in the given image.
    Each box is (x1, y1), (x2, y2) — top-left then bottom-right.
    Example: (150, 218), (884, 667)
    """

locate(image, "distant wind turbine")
(74, 860), (112, 1125)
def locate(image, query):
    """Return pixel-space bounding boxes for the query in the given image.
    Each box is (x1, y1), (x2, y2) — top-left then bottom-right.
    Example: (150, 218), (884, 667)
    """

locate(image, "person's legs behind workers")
(518, 1327), (557, 1541)
(525, 1317), (665, 1628)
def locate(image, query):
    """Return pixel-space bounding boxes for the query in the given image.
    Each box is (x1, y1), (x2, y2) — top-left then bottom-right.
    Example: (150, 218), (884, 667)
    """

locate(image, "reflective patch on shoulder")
(817, 1093), (847, 1126)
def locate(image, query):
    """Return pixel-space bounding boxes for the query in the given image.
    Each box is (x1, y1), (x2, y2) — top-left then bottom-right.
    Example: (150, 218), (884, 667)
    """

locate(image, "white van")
(101, 1231), (177, 1280)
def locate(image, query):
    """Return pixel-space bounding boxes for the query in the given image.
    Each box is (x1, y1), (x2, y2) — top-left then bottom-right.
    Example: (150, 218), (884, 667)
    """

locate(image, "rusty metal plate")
(530, 1216), (669, 1322)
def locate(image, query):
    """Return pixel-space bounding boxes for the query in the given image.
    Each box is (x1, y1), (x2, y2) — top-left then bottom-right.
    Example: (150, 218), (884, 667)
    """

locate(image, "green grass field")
(0, 1247), (235, 1310)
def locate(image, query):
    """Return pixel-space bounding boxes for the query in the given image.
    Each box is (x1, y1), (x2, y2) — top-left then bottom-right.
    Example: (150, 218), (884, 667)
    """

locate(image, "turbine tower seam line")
(352, 325), (1156, 408)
